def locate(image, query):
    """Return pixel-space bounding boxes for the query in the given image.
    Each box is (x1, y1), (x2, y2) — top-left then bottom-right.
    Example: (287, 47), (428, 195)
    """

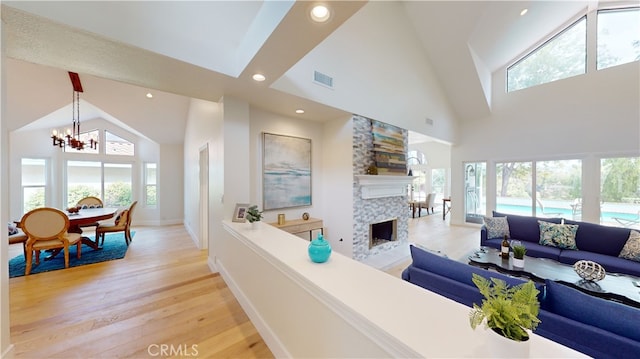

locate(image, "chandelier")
(51, 72), (98, 150)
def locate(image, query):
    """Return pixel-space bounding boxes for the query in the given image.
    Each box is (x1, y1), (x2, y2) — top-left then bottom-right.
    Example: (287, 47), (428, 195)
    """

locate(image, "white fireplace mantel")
(354, 175), (414, 199)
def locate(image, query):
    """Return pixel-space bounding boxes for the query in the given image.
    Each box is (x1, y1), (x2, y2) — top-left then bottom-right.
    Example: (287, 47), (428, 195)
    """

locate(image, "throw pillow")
(8, 222), (18, 236)
(619, 230), (640, 262)
(483, 216), (510, 239)
(538, 220), (579, 250)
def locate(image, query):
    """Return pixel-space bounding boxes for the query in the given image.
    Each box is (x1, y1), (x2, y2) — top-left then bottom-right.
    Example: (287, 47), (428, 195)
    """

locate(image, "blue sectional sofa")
(481, 211), (640, 277)
(402, 245), (640, 358)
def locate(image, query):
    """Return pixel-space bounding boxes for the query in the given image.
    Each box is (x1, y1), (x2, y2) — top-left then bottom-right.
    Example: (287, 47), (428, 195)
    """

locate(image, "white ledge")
(354, 175), (414, 199)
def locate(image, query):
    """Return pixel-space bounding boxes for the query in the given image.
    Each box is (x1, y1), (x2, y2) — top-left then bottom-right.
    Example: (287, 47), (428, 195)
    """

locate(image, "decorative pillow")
(538, 220), (578, 250)
(8, 222), (18, 236)
(619, 230), (640, 262)
(483, 216), (510, 239)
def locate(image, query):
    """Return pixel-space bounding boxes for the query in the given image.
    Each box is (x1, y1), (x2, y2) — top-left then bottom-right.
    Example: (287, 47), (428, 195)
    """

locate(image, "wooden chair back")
(77, 196), (104, 209)
(20, 207), (70, 243)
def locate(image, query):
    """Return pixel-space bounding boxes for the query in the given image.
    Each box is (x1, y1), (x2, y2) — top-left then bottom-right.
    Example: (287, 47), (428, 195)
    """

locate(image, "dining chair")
(76, 196), (104, 233)
(20, 207), (82, 275)
(77, 196), (104, 209)
(96, 201), (137, 246)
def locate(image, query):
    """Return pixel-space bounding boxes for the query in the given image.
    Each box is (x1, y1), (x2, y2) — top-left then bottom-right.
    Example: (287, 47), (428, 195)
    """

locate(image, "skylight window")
(507, 17), (586, 92)
(597, 8), (640, 70)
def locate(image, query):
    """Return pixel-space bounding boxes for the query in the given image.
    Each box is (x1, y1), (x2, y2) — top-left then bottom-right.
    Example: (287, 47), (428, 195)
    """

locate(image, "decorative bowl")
(573, 260), (606, 281)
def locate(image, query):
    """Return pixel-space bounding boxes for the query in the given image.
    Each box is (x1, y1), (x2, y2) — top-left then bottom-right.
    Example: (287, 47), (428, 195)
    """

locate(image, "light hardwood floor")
(7, 214), (481, 358)
(8, 225), (273, 358)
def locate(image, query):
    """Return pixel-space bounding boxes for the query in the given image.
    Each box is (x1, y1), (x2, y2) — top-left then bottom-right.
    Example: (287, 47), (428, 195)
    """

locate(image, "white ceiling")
(2, 0), (608, 145)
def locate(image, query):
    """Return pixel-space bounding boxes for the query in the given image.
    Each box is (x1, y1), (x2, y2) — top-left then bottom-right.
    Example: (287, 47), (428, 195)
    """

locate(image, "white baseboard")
(1, 344), (14, 359)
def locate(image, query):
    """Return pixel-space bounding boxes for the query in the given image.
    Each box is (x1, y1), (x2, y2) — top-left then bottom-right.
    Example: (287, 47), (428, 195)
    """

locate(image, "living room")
(2, 1), (639, 357)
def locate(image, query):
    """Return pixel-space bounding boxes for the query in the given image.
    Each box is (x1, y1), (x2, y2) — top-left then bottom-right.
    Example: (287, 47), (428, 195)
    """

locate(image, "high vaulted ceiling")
(3, 1), (607, 144)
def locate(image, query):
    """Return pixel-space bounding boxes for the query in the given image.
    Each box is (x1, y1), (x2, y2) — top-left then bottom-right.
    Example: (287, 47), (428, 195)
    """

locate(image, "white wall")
(321, 117), (354, 257)
(182, 98), (221, 248)
(273, 1), (459, 144)
(248, 107), (325, 224)
(450, 61), (640, 225)
(158, 143), (183, 225)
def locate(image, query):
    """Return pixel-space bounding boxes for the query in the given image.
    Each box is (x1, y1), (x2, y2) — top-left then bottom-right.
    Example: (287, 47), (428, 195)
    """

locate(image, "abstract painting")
(263, 133), (312, 210)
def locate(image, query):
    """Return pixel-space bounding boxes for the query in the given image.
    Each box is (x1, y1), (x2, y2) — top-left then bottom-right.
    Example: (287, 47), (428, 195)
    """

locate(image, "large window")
(536, 160), (582, 219)
(464, 162), (486, 223)
(600, 157), (640, 230)
(67, 161), (102, 207)
(21, 158), (47, 212)
(496, 162), (533, 215)
(495, 160), (582, 219)
(67, 161), (132, 208)
(432, 168), (446, 202)
(597, 8), (640, 70)
(508, 17), (586, 92)
(104, 163), (133, 207)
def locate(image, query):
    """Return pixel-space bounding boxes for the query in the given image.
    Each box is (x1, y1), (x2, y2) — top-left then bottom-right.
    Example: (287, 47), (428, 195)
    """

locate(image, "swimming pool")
(495, 203), (639, 229)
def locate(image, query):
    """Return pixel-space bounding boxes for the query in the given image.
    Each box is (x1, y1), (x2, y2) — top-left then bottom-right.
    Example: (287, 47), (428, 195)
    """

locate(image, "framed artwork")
(232, 203), (249, 222)
(262, 132), (312, 210)
(371, 120), (406, 175)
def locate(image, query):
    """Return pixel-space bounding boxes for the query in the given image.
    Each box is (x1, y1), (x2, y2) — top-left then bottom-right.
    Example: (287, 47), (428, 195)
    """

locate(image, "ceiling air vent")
(313, 70), (334, 89)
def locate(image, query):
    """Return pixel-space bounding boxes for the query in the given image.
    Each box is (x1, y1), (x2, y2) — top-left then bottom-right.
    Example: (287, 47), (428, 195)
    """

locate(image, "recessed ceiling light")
(252, 73), (266, 82)
(310, 5), (330, 23)
(146, 92), (153, 99)
(520, 8), (528, 16)
(295, 109), (305, 114)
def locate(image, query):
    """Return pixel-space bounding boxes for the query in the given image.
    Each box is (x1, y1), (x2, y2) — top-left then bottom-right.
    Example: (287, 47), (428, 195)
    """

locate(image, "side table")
(269, 218), (323, 241)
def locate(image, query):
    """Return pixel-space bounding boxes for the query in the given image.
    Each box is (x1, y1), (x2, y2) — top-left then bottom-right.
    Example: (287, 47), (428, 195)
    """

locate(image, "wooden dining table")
(66, 207), (118, 250)
(14, 207), (118, 261)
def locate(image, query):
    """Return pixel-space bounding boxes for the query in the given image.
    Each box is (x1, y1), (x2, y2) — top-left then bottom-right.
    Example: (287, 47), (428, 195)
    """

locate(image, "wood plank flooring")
(7, 215), (480, 358)
(8, 225), (273, 358)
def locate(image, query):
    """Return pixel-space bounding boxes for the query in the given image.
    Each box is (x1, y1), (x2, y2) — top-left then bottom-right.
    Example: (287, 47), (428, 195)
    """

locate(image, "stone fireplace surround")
(352, 115), (411, 260)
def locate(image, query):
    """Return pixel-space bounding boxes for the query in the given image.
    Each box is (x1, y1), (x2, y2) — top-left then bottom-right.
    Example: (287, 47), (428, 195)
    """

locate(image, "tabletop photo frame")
(232, 203), (249, 222)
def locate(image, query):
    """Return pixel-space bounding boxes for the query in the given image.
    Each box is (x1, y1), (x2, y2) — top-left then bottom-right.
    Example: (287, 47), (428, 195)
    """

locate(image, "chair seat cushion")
(31, 233), (81, 249)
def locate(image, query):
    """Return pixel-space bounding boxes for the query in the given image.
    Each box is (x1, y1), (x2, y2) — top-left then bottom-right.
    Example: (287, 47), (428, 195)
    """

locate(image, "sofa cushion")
(564, 219), (630, 256)
(538, 220), (578, 250)
(541, 280), (640, 342)
(619, 230), (640, 262)
(493, 211), (562, 244)
(482, 215), (510, 239)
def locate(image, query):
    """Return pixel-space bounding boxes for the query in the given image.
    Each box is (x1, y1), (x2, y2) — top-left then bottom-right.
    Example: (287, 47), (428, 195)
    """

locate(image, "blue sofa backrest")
(542, 280), (640, 342)
(563, 219), (631, 256)
(406, 245), (538, 307)
(492, 211), (562, 242)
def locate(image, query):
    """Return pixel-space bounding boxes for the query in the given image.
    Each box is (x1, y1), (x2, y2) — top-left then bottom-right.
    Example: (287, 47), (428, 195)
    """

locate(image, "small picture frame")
(232, 203), (249, 222)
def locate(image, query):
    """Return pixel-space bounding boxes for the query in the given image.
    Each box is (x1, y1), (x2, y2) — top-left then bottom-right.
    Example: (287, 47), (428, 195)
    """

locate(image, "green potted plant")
(245, 205), (263, 225)
(512, 244), (527, 268)
(469, 273), (540, 342)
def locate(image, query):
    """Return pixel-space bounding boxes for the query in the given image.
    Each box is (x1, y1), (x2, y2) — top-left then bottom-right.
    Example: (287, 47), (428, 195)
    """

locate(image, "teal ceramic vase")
(308, 234), (332, 263)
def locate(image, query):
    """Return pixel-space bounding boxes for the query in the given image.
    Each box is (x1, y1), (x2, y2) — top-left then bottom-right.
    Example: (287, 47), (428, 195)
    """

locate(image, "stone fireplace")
(352, 115), (411, 260)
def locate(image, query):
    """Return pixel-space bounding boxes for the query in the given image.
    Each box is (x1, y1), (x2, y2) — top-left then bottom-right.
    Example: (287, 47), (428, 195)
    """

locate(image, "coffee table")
(468, 247), (640, 308)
